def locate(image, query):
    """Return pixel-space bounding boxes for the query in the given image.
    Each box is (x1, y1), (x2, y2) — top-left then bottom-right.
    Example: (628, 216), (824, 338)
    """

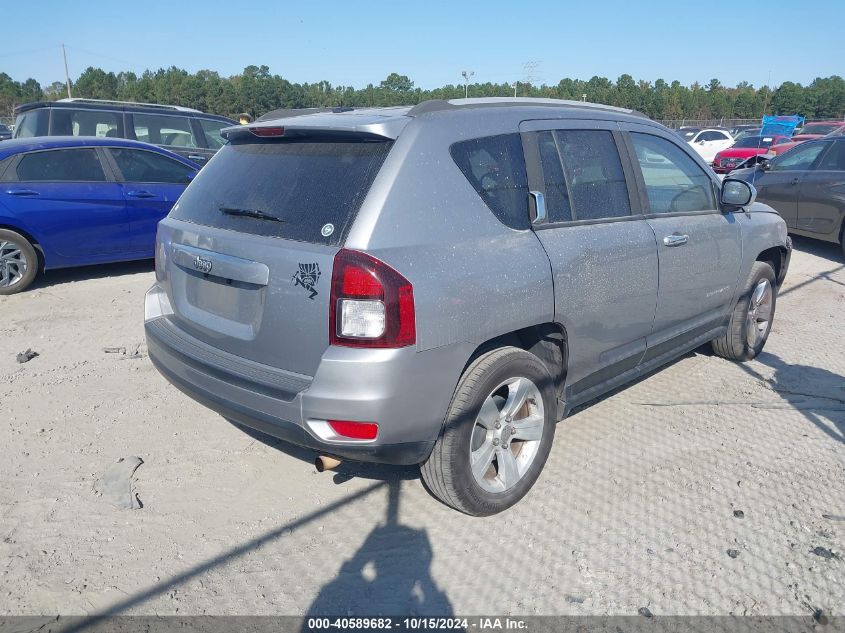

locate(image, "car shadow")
(740, 352), (845, 445)
(29, 259), (154, 290)
(788, 235), (843, 263)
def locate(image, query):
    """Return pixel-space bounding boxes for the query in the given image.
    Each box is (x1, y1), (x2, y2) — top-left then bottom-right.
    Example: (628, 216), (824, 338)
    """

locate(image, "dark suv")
(13, 99), (236, 165)
(0, 123), (12, 141)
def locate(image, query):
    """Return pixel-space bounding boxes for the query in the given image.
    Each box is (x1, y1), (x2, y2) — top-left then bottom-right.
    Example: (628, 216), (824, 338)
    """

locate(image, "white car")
(680, 128), (734, 164)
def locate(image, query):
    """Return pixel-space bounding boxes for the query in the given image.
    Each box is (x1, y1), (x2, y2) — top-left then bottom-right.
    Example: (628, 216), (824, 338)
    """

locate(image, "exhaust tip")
(315, 455), (342, 473)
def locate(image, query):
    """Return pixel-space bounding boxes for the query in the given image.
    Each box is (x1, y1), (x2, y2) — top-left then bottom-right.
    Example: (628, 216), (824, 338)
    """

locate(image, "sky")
(1, 0), (843, 90)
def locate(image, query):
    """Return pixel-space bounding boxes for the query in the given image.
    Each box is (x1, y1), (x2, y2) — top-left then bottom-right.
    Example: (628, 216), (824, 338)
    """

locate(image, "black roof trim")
(14, 100), (236, 123)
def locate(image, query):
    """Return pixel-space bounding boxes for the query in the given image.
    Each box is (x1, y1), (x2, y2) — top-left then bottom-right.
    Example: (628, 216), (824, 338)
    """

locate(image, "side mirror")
(721, 178), (756, 209)
(760, 160), (771, 172)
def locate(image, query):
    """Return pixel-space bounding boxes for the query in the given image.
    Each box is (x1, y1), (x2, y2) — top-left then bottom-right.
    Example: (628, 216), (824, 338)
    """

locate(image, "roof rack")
(407, 97), (647, 118)
(255, 107), (338, 122)
(56, 98), (202, 113)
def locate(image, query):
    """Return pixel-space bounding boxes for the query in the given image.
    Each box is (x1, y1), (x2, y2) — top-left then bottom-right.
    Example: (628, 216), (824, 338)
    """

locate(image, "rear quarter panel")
(349, 111), (555, 353)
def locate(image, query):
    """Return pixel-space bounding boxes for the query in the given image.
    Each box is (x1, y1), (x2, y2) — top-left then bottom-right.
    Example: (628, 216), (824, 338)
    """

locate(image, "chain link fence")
(657, 118), (760, 129)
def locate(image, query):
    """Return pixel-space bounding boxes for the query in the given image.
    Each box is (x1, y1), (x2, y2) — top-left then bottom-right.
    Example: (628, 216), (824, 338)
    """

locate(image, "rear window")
(170, 139), (393, 245)
(14, 110), (48, 138)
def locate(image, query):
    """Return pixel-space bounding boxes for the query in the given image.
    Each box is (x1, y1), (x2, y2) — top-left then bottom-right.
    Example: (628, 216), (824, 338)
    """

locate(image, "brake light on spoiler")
(249, 126), (285, 137)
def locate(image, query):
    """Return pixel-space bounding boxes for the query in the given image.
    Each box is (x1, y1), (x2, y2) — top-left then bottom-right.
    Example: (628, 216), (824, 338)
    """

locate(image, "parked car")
(733, 127), (762, 142)
(683, 128), (735, 163)
(767, 123), (845, 157)
(0, 137), (199, 294)
(0, 123), (12, 141)
(145, 98), (791, 515)
(13, 98), (236, 165)
(728, 124), (759, 138)
(712, 135), (792, 173)
(791, 121), (845, 142)
(732, 135), (845, 256)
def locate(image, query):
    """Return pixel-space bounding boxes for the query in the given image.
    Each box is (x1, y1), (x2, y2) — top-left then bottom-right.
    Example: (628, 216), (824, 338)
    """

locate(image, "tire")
(712, 262), (777, 361)
(0, 229), (38, 295)
(421, 346), (556, 516)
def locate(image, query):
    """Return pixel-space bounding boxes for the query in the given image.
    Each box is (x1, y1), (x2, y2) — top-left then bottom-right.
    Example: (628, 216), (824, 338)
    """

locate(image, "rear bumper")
(144, 285), (466, 465)
(148, 350), (433, 464)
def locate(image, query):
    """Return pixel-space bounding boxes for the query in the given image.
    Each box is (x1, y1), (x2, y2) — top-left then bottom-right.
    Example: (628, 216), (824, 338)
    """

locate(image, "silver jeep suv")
(145, 98), (791, 515)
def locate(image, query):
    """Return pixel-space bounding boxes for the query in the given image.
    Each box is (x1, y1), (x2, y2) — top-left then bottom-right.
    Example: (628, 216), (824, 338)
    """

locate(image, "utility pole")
(522, 61), (540, 96)
(581, 93), (587, 102)
(62, 44), (72, 98)
(461, 70), (474, 99)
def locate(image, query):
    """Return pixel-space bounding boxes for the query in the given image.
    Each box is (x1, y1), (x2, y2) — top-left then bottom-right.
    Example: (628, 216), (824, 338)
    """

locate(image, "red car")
(791, 121), (845, 142)
(768, 123), (845, 157)
(712, 135), (791, 173)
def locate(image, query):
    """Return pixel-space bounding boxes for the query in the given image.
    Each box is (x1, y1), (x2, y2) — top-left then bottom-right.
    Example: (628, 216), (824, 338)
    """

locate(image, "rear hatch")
(158, 129), (394, 377)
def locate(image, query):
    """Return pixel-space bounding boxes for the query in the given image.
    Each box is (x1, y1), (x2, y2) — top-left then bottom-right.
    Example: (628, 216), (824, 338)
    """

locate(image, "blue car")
(0, 137), (200, 294)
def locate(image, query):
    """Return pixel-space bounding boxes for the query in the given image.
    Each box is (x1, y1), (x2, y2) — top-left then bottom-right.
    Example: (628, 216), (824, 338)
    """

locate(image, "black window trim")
(101, 146), (195, 184)
(618, 126), (724, 219)
(522, 125), (639, 230)
(4, 146), (117, 184)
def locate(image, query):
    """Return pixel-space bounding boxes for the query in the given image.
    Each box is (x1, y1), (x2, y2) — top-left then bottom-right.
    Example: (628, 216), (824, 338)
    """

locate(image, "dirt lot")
(1, 237), (843, 618)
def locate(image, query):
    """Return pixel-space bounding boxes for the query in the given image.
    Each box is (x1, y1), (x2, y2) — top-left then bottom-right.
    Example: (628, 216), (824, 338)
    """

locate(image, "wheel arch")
(755, 245), (789, 286)
(0, 222), (45, 271)
(461, 322), (569, 415)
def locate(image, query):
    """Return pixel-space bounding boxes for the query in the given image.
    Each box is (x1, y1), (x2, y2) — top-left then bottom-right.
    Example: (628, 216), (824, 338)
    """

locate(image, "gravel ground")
(0, 237), (843, 618)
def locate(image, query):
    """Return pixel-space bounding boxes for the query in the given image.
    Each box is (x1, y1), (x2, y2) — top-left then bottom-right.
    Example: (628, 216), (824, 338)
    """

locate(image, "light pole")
(462, 70), (475, 99)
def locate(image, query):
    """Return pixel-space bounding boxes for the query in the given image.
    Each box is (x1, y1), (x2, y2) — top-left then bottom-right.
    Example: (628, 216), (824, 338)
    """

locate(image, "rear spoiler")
(221, 125), (395, 142)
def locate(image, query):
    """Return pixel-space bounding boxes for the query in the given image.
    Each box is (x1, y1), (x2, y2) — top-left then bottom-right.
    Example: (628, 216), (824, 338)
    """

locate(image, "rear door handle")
(663, 234), (689, 247)
(126, 190), (157, 199)
(790, 177), (800, 185)
(5, 189), (39, 197)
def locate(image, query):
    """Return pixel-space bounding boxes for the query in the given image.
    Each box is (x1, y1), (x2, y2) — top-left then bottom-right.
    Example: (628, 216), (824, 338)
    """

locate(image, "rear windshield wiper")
(219, 205), (285, 222)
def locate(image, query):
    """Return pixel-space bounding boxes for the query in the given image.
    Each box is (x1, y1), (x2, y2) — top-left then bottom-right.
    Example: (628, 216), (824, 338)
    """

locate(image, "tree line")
(2, 65), (845, 122)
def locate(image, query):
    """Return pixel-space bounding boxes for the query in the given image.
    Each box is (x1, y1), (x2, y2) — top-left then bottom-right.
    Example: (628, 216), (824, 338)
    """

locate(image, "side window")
(15, 148), (106, 182)
(630, 133), (716, 214)
(715, 132), (731, 141)
(109, 148), (195, 184)
(771, 141), (827, 171)
(133, 114), (198, 148)
(50, 109), (123, 137)
(199, 119), (228, 150)
(536, 131), (573, 222)
(450, 133), (529, 229)
(817, 141), (845, 171)
(554, 130), (630, 220)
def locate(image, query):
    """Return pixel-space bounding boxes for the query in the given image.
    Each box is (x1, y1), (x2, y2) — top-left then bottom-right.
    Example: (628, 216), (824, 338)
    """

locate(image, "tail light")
(328, 420), (379, 440)
(329, 249), (416, 348)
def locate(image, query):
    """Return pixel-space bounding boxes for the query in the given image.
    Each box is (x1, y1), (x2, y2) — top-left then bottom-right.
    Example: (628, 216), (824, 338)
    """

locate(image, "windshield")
(677, 129), (699, 140)
(801, 123), (842, 135)
(169, 139), (393, 246)
(733, 136), (777, 149)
